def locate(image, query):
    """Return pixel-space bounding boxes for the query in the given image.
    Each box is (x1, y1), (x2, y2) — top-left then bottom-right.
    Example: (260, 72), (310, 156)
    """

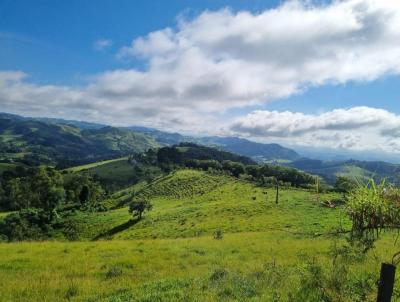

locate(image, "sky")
(1, 0), (400, 155)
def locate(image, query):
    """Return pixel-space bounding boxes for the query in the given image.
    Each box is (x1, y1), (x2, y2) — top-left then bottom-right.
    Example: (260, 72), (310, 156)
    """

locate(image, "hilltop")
(0, 112), (303, 167)
(0, 113), (158, 167)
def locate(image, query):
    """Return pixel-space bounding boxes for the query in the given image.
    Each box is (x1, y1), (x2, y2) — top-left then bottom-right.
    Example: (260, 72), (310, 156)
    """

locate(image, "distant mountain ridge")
(0, 113), (158, 167)
(288, 158), (400, 185)
(126, 127), (300, 161)
(197, 136), (300, 161)
(0, 112), (106, 130)
(4, 112), (399, 186)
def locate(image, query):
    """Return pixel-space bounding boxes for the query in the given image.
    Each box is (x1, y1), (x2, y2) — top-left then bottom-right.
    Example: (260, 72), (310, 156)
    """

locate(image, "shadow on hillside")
(92, 218), (140, 241)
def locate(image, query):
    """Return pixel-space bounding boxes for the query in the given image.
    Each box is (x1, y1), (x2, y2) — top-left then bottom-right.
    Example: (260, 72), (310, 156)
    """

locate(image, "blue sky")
(1, 0), (400, 154)
(0, 0), (282, 84)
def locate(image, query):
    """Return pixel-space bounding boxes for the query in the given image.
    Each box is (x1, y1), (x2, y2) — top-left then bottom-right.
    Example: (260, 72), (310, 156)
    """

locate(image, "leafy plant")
(346, 179), (400, 250)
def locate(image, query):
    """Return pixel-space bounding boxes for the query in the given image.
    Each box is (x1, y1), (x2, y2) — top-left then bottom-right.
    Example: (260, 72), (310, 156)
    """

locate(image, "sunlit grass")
(0, 232), (397, 301)
(64, 157), (129, 172)
(0, 169), (394, 301)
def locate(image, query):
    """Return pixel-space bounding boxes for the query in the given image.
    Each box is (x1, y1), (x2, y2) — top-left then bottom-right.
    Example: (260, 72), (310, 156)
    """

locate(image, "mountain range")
(1, 112), (399, 184)
(0, 112), (299, 165)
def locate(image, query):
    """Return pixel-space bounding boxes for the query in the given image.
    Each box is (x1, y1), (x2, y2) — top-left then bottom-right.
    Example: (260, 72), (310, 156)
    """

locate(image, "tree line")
(0, 166), (105, 241)
(133, 144), (316, 188)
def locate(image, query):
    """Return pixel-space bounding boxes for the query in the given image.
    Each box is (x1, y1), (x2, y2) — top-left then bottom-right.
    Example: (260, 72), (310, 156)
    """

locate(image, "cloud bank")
(229, 107), (400, 152)
(1, 0), (400, 151)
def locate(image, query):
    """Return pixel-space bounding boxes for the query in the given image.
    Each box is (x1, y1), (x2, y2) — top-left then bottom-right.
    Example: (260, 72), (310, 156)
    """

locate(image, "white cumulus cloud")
(229, 106), (400, 152)
(1, 0), (400, 147)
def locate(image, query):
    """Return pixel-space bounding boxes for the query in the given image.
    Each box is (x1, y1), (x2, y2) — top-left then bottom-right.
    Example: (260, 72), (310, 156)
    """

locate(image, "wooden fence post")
(377, 263), (396, 302)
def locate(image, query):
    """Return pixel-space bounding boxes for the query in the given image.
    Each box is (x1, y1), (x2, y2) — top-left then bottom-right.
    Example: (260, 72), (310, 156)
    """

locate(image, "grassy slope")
(64, 157), (129, 172)
(0, 169), (394, 301)
(3, 232), (393, 302)
(64, 157), (163, 192)
(68, 170), (347, 241)
(0, 117), (160, 165)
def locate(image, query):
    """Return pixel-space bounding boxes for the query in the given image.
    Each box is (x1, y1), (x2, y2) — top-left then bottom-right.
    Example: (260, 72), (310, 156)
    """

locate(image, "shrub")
(105, 266), (123, 279)
(65, 283), (79, 300)
(210, 268), (228, 282)
(213, 229), (223, 240)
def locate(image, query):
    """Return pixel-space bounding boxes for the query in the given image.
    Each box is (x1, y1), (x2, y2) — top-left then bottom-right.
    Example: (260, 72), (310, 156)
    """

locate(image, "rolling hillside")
(0, 114), (159, 167)
(198, 136), (300, 161)
(289, 158), (400, 184)
(64, 169), (345, 240)
(0, 169), (393, 301)
(129, 126), (301, 161)
(0, 113), (300, 167)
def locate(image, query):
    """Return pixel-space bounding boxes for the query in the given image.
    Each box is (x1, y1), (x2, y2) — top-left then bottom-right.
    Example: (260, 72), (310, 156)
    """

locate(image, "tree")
(30, 167), (65, 216)
(222, 160), (245, 177)
(129, 199), (152, 220)
(245, 165), (260, 179)
(335, 176), (357, 198)
(64, 174), (105, 207)
(79, 185), (90, 203)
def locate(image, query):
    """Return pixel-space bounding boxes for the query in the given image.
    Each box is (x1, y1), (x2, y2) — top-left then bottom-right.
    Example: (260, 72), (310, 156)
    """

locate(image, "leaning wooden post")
(376, 263), (396, 302)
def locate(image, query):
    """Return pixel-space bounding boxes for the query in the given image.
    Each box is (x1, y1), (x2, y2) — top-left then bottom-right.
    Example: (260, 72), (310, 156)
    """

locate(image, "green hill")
(65, 169), (345, 241)
(0, 115), (159, 167)
(198, 136), (300, 161)
(158, 143), (256, 165)
(66, 157), (163, 192)
(0, 169), (396, 301)
(289, 158), (400, 184)
(128, 126), (301, 161)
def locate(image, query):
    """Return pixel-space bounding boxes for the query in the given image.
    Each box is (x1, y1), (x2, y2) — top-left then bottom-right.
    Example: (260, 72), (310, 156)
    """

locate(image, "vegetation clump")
(129, 198), (152, 220)
(346, 179), (400, 250)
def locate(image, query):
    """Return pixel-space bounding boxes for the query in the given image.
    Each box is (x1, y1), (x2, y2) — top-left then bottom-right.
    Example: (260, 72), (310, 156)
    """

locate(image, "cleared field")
(66, 170), (348, 240)
(64, 157), (129, 172)
(0, 170), (396, 301)
(0, 231), (395, 302)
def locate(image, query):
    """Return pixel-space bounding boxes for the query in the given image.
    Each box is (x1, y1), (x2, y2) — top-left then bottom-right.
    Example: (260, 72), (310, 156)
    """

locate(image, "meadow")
(0, 170), (399, 301)
(64, 157), (129, 173)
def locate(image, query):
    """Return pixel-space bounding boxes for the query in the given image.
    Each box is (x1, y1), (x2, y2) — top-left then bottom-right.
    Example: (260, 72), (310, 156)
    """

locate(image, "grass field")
(0, 232), (398, 302)
(65, 170), (348, 240)
(64, 157), (163, 192)
(0, 170), (398, 301)
(64, 157), (129, 172)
